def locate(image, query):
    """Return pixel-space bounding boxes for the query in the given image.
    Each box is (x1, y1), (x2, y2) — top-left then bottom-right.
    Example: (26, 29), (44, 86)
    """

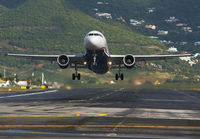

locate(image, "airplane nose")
(87, 37), (102, 49)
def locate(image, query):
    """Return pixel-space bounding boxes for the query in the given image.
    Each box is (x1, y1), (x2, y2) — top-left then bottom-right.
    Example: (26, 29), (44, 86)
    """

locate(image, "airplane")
(7, 30), (193, 80)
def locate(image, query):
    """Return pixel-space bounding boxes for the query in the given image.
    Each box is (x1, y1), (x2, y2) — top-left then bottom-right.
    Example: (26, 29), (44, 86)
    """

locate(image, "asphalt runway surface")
(0, 88), (200, 138)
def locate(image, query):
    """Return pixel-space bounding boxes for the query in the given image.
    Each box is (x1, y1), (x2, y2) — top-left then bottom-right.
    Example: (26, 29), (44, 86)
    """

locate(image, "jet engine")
(123, 54), (136, 69)
(57, 54), (69, 69)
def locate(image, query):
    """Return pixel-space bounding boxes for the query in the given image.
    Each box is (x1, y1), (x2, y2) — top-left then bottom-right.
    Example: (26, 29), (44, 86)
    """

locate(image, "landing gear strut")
(72, 64), (81, 80)
(115, 64), (124, 80)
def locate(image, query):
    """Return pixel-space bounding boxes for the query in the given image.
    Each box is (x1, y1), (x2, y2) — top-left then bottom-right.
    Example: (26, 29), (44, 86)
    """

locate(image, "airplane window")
(88, 33), (102, 37)
(94, 33), (103, 37)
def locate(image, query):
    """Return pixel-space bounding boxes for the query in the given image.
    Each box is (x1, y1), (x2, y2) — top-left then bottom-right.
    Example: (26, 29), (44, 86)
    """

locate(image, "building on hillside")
(147, 8), (155, 13)
(182, 27), (192, 32)
(181, 51), (188, 54)
(180, 42), (188, 45)
(158, 30), (168, 35)
(179, 56), (199, 66)
(194, 41), (200, 46)
(130, 19), (144, 26)
(148, 36), (158, 39)
(145, 24), (156, 30)
(96, 13), (112, 19)
(116, 16), (126, 23)
(97, 2), (103, 4)
(176, 23), (187, 27)
(167, 47), (178, 52)
(97, 2), (109, 5)
(93, 8), (98, 12)
(165, 16), (179, 23)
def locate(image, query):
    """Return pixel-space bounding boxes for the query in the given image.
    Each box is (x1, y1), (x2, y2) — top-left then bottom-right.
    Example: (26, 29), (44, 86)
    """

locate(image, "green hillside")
(68, 0), (200, 53)
(0, 0), (163, 64)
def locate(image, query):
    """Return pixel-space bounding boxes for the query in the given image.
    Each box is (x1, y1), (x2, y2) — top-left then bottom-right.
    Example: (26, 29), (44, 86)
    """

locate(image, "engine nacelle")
(123, 54), (136, 69)
(57, 54), (69, 69)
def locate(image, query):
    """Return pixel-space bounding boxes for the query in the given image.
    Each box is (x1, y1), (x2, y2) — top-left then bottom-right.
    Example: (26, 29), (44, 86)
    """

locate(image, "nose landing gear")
(93, 54), (97, 66)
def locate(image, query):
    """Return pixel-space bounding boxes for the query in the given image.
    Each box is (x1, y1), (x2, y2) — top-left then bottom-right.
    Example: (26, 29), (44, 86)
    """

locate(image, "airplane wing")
(6, 53), (85, 65)
(110, 54), (193, 65)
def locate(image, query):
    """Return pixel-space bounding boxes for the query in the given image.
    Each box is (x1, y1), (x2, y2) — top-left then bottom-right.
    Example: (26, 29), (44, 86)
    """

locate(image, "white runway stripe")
(0, 90), (58, 99)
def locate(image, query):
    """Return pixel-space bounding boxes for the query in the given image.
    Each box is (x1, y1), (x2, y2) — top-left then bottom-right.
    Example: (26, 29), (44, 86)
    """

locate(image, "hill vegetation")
(0, 0), (162, 64)
(68, 0), (200, 53)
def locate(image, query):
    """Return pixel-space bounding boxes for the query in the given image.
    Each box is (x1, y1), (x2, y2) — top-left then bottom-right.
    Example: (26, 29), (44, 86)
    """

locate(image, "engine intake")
(123, 54), (136, 68)
(57, 54), (69, 69)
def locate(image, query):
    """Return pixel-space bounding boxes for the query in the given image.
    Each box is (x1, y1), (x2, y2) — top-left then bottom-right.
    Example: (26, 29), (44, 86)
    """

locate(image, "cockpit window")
(88, 33), (103, 37)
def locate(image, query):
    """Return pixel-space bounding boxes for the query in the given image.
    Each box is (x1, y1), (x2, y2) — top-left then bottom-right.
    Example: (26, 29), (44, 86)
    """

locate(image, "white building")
(145, 24), (156, 30)
(158, 30), (168, 35)
(130, 19), (144, 26)
(179, 53), (199, 66)
(165, 16), (179, 23)
(194, 41), (200, 46)
(167, 47), (178, 52)
(96, 13), (112, 19)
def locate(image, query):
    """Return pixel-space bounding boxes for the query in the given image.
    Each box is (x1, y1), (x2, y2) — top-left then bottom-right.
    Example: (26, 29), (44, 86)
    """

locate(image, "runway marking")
(0, 90), (58, 99)
(139, 99), (187, 102)
(0, 115), (75, 118)
(45, 110), (107, 116)
(1, 124), (200, 129)
(22, 109), (108, 117)
(0, 113), (107, 118)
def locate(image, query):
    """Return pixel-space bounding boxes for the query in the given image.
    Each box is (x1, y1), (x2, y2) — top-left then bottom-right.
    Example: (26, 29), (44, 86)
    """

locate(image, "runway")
(0, 88), (200, 138)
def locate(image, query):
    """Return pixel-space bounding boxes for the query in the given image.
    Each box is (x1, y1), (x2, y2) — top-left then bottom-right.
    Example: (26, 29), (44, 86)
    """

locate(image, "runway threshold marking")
(0, 124), (200, 129)
(0, 90), (58, 99)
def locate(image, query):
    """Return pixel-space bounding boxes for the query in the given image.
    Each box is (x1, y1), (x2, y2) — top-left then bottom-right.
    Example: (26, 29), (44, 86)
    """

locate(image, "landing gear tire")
(115, 74), (119, 80)
(120, 73), (124, 80)
(72, 64), (81, 80)
(115, 73), (124, 80)
(115, 64), (124, 80)
(72, 73), (81, 80)
(72, 73), (76, 80)
(77, 73), (81, 80)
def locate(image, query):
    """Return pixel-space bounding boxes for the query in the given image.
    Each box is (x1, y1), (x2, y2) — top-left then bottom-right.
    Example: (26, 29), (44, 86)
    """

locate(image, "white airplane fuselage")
(84, 31), (110, 74)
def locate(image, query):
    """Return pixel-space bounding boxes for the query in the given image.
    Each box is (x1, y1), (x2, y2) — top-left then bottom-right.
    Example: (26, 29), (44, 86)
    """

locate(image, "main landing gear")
(115, 64), (124, 80)
(115, 73), (124, 80)
(72, 64), (81, 80)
